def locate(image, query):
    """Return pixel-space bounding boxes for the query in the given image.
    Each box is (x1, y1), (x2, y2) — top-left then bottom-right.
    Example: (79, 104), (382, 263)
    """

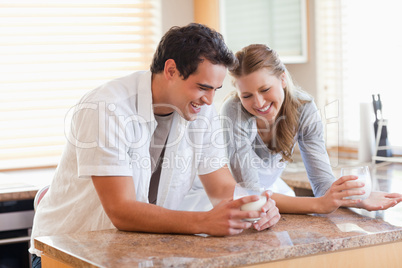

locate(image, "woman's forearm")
(272, 193), (325, 214)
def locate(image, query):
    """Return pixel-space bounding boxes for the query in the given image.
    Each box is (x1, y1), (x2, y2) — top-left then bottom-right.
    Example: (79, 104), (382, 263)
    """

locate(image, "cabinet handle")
(0, 236), (30, 245)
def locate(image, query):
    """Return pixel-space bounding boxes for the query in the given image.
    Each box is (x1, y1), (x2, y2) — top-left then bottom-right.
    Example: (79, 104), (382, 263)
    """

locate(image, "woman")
(220, 44), (401, 213)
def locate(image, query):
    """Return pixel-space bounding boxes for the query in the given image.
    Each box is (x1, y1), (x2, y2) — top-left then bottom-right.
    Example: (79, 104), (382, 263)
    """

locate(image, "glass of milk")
(233, 182), (267, 222)
(340, 166), (372, 200)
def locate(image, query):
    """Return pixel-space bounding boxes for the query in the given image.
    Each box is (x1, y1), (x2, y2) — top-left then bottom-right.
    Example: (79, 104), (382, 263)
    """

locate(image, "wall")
(161, 0), (194, 33)
(286, 0), (318, 102)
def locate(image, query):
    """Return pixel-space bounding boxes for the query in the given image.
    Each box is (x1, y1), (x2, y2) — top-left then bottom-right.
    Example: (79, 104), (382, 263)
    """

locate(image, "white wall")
(286, 0), (318, 102)
(161, 0), (194, 33)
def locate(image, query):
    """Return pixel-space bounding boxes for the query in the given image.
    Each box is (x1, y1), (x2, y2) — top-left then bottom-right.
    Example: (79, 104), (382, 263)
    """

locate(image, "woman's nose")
(255, 94), (265, 108)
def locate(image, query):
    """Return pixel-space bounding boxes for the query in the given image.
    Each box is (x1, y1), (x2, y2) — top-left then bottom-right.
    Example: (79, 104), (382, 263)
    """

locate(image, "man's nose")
(201, 90), (215, 105)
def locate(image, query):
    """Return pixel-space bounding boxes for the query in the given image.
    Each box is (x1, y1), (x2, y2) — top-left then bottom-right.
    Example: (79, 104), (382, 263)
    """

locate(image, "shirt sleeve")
(297, 100), (336, 197)
(70, 100), (134, 178)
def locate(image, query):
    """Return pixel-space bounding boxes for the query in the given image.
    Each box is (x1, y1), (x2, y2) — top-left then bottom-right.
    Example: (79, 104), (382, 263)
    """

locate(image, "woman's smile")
(256, 103), (272, 114)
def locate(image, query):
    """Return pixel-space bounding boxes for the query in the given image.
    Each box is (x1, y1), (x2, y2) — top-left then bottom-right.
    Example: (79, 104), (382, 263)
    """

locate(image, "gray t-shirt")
(148, 113), (173, 204)
(220, 91), (335, 197)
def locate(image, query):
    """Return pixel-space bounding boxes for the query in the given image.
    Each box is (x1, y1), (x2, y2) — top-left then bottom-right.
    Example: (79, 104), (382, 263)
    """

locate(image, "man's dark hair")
(150, 23), (236, 79)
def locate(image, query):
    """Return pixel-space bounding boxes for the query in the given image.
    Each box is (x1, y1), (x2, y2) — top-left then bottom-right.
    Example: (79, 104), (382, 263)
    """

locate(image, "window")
(0, 0), (161, 170)
(220, 0), (308, 63)
(317, 0), (402, 155)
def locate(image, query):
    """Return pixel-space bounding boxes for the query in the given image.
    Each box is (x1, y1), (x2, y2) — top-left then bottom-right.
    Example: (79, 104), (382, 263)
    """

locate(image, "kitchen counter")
(35, 207), (402, 267)
(0, 168), (54, 202)
(34, 163), (402, 267)
(0, 183), (38, 202)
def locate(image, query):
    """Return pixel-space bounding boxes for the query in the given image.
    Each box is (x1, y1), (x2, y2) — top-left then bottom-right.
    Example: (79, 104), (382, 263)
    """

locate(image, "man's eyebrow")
(197, 83), (223, 90)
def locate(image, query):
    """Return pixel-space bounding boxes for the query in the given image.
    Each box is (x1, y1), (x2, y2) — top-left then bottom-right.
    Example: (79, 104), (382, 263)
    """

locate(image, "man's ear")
(164, 59), (177, 79)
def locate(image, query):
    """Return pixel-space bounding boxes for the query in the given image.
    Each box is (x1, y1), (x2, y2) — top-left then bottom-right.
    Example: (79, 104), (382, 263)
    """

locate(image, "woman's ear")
(281, 72), (287, 88)
(164, 59), (177, 79)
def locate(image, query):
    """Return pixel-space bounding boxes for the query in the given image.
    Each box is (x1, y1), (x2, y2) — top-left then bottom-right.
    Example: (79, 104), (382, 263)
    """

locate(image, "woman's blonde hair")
(229, 44), (307, 162)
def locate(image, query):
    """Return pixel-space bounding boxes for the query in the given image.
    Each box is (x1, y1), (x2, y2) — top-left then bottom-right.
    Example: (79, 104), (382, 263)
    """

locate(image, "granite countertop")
(34, 162), (402, 267)
(0, 168), (54, 202)
(35, 205), (402, 268)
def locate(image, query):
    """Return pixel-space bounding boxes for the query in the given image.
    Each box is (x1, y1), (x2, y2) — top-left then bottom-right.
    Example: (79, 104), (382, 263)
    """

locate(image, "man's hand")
(199, 166), (280, 235)
(201, 194), (276, 236)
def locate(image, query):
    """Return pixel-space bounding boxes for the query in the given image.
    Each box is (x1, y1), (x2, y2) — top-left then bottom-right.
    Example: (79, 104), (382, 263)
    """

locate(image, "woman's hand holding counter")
(354, 191), (402, 211)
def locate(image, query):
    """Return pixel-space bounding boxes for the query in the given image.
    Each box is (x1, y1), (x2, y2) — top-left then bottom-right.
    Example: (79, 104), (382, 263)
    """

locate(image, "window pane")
(221, 0), (307, 63)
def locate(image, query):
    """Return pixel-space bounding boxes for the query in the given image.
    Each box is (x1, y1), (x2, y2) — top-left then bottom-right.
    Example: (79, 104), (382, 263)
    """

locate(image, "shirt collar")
(137, 71), (156, 123)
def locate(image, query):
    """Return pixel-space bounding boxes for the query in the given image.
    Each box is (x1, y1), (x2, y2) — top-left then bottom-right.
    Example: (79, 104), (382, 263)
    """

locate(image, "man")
(30, 23), (280, 267)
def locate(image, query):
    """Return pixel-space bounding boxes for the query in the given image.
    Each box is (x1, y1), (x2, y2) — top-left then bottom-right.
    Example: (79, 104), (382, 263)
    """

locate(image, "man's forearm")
(108, 200), (206, 234)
